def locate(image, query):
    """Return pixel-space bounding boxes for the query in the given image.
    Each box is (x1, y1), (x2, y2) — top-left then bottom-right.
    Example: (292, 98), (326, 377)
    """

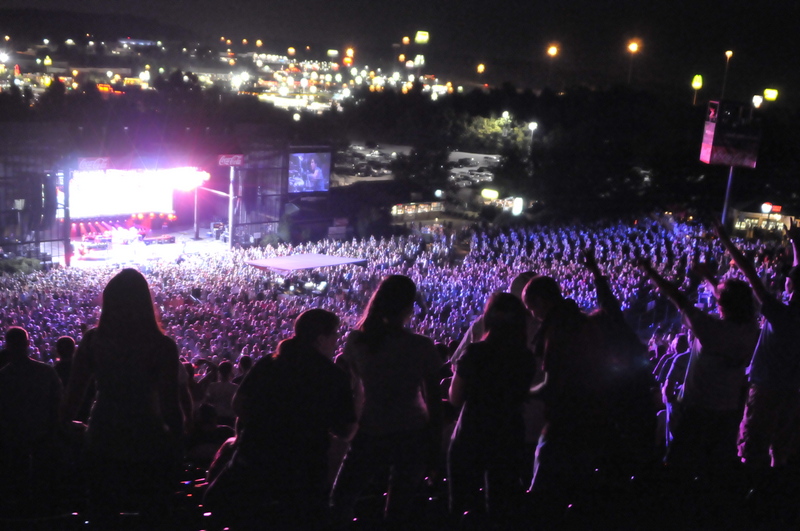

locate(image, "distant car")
(457, 157), (476, 167)
(355, 163), (376, 177)
(452, 177), (475, 188)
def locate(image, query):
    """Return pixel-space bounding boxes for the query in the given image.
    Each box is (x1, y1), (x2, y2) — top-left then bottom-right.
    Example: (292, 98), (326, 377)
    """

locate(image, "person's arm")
(448, 373), (466, 408)
(714, 221), (772, 305)
(332, 419), (358, 442)
(329, 371), (359, 442)
(639, 259), (692, 312)
(692, 261), (721, 299)
(423, 347), (444, 477)
(60, 333), (94, 424)
(449, 317), (482, 368)
(159, 340), (185, 438)
(583, 248), (622, 316)
(49, 369), (64, 434)
(231, 356), (266, 423)
(788, 224), (800, 268)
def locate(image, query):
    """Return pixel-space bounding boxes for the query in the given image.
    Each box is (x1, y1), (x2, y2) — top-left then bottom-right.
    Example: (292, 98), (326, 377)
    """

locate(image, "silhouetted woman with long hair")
(447, 292), (536, 523)
(331, 274), (443, 526)
(63, 268), (183, 527)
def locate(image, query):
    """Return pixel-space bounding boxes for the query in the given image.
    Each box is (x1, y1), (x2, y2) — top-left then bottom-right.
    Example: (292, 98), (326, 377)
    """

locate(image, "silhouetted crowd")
(2, 216), (800, 530)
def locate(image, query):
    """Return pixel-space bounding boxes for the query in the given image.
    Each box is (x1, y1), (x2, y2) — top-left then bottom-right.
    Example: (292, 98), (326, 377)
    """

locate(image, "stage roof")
(246, 254), (368, 273)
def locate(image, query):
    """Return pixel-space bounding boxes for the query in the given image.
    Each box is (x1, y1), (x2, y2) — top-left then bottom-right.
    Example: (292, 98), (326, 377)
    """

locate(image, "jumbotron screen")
(288, 152), (331, 193)
(65, 168), (209, 219)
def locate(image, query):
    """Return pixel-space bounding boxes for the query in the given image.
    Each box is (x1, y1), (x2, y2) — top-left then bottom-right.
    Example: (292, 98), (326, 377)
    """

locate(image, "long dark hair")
(97, 268), (163, 340)
(481, 292), (528, 349)
(356, 275), (417, 353)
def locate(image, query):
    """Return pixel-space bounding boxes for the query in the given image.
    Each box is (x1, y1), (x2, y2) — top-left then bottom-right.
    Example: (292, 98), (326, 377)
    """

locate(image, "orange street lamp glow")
(626, 40), (640, 84)
(346, 48), (354, 58)
(477, 64), (485, 74)
(547, 45), (559, 57)
(721, 50), (733, 99)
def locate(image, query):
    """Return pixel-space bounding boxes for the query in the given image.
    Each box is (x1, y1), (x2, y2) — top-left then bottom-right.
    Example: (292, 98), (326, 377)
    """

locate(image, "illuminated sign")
(218, 154), (245, 166)
(78, 157), (111, 171)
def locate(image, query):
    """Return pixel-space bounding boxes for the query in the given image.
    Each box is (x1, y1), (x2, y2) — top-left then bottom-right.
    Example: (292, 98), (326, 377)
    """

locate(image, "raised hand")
(581, 248), (601, 275)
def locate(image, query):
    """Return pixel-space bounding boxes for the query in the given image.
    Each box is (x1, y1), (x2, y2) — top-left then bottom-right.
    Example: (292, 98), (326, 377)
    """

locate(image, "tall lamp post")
(546, 45), (558, 89)
(721, 50), (733, 99)
(692, 75), (703, 106)
(627, 40), (639, 85)
(528, 121), (538, 143)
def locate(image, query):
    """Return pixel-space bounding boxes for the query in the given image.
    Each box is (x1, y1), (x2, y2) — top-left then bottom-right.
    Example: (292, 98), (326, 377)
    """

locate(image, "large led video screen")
(288, 152), (331, 193)
(62, 168), (208, 219)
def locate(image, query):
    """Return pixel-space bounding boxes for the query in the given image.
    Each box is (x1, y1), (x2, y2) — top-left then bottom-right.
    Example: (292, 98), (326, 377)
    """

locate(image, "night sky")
(5, 0), (799, 104)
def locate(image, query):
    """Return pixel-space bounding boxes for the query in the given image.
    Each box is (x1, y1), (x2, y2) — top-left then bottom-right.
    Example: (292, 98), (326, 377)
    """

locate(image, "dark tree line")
(1, 76), (798, 218)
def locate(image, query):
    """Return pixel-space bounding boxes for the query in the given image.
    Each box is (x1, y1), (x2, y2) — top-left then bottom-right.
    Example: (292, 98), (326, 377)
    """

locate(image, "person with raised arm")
(715, 221), (800, 469)
(639, 255), (759, 475)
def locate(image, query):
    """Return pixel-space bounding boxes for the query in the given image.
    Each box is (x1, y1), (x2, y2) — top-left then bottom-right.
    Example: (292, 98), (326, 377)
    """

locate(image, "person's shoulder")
(159, 333), (178, 348)
(80, 327), (99, 344)
(345, 329), (364, 342)
(29, 357), (60, 379)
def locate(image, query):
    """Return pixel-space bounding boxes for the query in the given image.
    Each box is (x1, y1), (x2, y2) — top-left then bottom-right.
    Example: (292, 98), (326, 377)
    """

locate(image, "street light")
(528, 121), (538, 142)
(627, 40), (640, 85)
(691, 75), (703, 105)
(763, 88), (778, 101)
(721, 50), (733, 99)
(546, 45), (559, 89)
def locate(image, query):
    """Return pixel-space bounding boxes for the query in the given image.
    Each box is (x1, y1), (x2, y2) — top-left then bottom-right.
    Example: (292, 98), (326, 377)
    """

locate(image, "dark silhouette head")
(56, 336), (76, 360)
(236, 355), (253, 373)
(98, 268), (162, 339)
(4, 327), (29, 359)
(717, 279), (756, 324)
(509, 271), (537, 299)
(295, 308), (340, 344)
(359, 275), (417, 331)
(218, 361), (234, 380)
(522, 275), (563, 320)
(482, 292), (529, 347)
(276, 308), (341, 359)
(357, 275), (417, 352)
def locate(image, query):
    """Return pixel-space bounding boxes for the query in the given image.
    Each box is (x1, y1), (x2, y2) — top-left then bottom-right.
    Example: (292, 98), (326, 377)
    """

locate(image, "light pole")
(721, 50), (733, 100)
(528, 121), (538, 143)
(546, 45), (558, 89)
(627, 41), (639, 85)
(692, 75), (703, 106)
